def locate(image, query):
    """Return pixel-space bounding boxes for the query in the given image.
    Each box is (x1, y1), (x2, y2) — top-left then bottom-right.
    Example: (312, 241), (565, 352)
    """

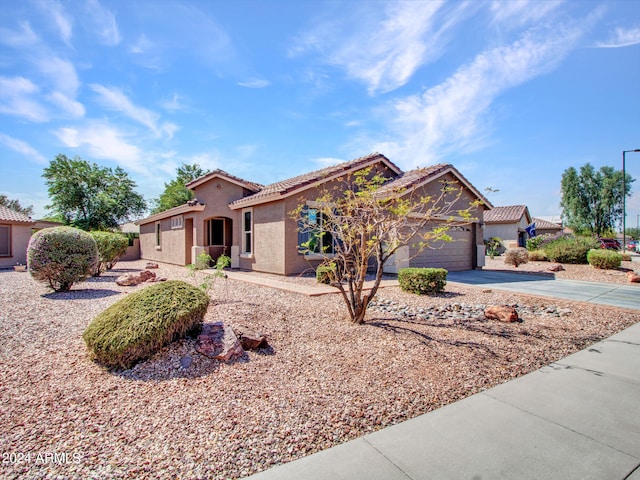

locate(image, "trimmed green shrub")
(528, 249), (547, 262)
(504, 247), (529, 267)
(90, 231), (129, 275)
(316, 263), (337, 284)
(398, 268), (447, 295)
(587, 249), (622, 270)
(83, 280), (209, 369)
(28, 226), (98, 292)
(544, 236), (600, 264)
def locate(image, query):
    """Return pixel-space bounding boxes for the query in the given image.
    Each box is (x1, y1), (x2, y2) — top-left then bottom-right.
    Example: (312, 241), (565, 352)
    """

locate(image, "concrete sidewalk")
(245, 322), (640, 480)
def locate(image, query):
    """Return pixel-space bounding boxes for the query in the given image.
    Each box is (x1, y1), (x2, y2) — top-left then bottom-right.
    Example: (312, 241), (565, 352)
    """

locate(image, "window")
(155, 222), (161, 248)
(206, 218), (225, 246)
(171, 215), (183, 229)
(242, 210), (252, 254)
(298, 207), (334, 255)
(0, 225), (10, 256)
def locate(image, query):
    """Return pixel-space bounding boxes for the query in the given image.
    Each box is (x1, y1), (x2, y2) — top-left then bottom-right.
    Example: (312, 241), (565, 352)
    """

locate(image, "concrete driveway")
(447, 270), (640, 310)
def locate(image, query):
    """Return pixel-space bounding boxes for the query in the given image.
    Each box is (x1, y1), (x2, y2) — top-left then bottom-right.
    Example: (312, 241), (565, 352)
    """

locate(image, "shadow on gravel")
(42, 288), (121, 300)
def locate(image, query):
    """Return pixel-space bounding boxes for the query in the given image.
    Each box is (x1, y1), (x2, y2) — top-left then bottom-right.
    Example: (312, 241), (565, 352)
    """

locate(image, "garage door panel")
(409, 226), (473, 271)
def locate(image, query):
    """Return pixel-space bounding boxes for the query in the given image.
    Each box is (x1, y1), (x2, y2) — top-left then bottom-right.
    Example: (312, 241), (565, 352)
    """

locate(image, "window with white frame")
(171, 215), (183, 229)
(242, 209), (252, 254)
(0, 225), (10, 256)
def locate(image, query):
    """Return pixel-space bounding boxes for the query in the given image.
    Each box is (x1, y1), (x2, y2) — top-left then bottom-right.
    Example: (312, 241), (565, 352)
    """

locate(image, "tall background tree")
(560, 163), (633, 236)
(151, 163), (207, 214)
(0, 194), (34, 217)
(43, 154), (147, 230)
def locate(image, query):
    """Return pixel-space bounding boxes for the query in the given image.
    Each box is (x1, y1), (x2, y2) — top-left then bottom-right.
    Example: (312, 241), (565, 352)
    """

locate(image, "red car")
(599, 238), (621, 250)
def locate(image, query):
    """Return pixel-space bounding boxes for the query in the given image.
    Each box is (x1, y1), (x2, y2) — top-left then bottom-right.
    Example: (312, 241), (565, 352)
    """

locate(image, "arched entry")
(205, 216), (232, 262)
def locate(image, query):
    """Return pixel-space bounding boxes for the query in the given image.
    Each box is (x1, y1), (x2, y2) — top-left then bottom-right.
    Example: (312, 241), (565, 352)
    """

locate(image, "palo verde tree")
(151, 163), (207, 214)
(560, 163), (633, 236)
(292, 167), (481, 324)
(43, 154), (147, 231)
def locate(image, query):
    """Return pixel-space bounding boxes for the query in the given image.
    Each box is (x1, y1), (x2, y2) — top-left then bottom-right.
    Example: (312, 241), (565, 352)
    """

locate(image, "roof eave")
(136, 203), (206, 225)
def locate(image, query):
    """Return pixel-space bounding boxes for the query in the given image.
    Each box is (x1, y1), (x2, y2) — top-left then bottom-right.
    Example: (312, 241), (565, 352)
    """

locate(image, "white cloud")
(597, 26), (640, 48)
(130, 34), (153, 54)
(372, 18), (593, 169)
(54, 122), (145, 173)
(291, 1), (475, 95)
(489, 0), (564, 28)
(47, 92), (85, 118)
(84, 0), (121, 46)
(238, 78), (270, 88)
(45, 0), (73, 45)
(0, 76), (49, 122)
(34, 56), (80, 97)
(90, 84), (176, 138)
(0, 21), (39, 47)
(160, 93), (186, 112)
(313, 157), (344, 168)
(0, 133), (48, 164)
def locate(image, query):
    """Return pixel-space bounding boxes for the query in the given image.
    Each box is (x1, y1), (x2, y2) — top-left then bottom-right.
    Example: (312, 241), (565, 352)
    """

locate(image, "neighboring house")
(0, 206), (36, 268)
(531, 217), (563, 236)
(137, 153), (492, 275)
(484, 205), (532, 251)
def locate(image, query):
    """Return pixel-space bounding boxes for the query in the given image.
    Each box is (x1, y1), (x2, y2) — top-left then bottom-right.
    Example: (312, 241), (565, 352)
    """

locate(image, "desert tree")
(560, 163), (633, 236)
(151, 163), (208, 214)
(292, 167), (481, 324)
(43, 154), (147, 231)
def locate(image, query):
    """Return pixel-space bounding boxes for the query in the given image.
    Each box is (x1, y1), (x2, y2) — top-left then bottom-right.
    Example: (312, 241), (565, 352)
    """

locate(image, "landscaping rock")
(115, 270), (156, 286)
(484, 305), (519, 323)
(548, 263), (565, 272)
(234, 325), (268, 350)
(145, 262), (159, 269)
(627, 271), (640, 283)
(195, 322), (244, 362)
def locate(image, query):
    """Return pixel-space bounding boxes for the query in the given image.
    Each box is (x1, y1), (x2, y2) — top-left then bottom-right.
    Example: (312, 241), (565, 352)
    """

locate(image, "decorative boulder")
(548, 263), (565, 272)
(485, 305), (519, 323)
(116, 270), (156, 286)
(627, 271), (640, 283)
(145, 262), (159, 269)
(196, 322), (244, 362)
(234, 325), (268, 350)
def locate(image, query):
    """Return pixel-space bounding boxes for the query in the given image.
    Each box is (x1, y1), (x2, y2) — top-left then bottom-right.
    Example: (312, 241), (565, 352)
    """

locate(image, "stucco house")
(137, 153), (492, 275)
(532, 217), (563, 236)
(484, 205), (533, 251)
(0, 206), (36, 268)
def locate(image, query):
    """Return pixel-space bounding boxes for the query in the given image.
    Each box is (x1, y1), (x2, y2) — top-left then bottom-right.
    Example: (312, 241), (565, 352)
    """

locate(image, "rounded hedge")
(398, 267), (447, 295)
(587, 249), (622, 270)
(83, 280), (210, 369)
(90, 231), (129, 275)
(28, 226), (98, 292)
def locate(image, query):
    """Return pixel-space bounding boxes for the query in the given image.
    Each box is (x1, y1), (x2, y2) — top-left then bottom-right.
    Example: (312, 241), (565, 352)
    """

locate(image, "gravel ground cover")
(1, 259), (639, 479)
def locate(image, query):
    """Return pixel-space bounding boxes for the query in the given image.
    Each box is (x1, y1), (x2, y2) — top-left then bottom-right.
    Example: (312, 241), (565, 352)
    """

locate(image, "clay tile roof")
(186, 169), (263, 192)
(532, 217), (563, 230)
(229, 152), (401, 209)
(484, 205), (530, 224)
(0, 206), (34, 224)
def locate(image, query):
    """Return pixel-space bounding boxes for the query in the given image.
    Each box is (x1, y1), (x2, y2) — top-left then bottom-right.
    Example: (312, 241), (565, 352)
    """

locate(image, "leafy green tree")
(560, 163), (633, 236)
(292, 168), (480, 324)
(151, 163), (207, 214)
(43, 154), (147, 230)
(0, 194), (34, 217)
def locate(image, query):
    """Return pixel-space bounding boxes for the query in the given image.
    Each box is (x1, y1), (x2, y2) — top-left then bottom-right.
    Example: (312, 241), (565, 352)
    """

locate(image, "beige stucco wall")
(484, 216), (528, 250)
(0, 223), (33, 268)
(139, 219), (188, 265)
(247, 202), (286, 274)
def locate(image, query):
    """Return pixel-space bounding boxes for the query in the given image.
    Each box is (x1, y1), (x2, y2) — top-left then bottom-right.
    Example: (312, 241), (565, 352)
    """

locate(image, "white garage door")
(409, 224), (474, 271)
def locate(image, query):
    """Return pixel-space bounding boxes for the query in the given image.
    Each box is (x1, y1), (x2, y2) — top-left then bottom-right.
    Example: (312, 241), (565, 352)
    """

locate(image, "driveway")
(447, 270), (640, 310)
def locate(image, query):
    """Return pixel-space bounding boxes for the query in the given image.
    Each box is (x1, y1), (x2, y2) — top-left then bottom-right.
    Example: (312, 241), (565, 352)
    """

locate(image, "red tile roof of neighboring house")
(532, 217), (563, 230)
(229, 152), (402, 209)
(0, 206), (34, 224)
(484, 205), (531, 224)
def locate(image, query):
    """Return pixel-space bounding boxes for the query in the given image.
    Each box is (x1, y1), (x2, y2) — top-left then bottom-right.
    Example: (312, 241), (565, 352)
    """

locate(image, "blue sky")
(1, 0), (639, 226)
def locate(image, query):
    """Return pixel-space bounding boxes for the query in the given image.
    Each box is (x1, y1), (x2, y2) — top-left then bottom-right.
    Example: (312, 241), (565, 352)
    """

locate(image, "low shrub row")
(587, 249), (622, 269)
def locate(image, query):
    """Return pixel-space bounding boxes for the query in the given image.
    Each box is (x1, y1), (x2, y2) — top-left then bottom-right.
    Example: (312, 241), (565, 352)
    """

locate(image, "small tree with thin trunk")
(292, 167), (481, 324)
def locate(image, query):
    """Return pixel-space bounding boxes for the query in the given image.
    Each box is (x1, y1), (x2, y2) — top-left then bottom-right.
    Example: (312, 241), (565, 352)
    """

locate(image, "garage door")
(409, 224), (474, 271)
